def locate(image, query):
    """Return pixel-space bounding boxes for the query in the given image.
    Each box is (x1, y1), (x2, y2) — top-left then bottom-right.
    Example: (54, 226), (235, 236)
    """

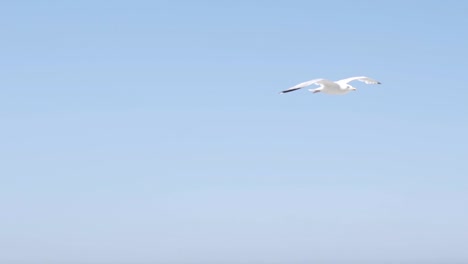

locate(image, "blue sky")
(1, 1), (467, 263)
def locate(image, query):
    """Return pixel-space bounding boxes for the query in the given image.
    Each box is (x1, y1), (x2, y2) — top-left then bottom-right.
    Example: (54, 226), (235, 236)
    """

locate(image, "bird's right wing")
(280, 78), (335, 93)
(336, 76), (381, 85)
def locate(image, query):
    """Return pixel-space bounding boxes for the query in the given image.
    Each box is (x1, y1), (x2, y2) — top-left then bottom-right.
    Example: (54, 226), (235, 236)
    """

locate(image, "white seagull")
(280, 76), (381, 95)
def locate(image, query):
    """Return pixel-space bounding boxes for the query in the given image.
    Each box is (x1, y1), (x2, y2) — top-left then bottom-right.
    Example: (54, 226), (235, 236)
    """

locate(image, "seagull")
(280, 76), (381, 95)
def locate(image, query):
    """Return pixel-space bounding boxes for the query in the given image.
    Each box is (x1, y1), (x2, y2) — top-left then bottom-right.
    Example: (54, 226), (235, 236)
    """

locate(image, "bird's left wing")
(336, 76), (381, 85)
(280, 78), (335, 93)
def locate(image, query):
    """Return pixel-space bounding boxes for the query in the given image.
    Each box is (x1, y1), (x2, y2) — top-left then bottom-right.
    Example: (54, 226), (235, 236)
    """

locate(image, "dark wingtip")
(377, 82), (382, 84)
(280, 88), (301, 94)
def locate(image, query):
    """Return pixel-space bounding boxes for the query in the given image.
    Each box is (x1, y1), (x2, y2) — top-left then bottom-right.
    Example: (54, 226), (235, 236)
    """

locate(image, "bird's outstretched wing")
(336, 76), (381, 85)
(280, 78), (336, 93)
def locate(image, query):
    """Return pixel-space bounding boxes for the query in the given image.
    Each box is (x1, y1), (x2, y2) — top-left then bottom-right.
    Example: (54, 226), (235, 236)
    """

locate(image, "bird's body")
(280, 76), (381, 95)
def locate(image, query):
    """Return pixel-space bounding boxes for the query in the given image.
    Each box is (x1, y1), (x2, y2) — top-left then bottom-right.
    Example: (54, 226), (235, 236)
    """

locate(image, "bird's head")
(347, 85), (357, 91)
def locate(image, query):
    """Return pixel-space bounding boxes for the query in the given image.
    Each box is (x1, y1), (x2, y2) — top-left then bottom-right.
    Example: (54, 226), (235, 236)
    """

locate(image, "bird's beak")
(353, 88), (357, 91)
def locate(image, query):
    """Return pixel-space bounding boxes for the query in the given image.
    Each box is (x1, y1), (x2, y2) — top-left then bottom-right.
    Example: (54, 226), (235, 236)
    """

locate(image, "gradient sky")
(1, 1), (468, 264)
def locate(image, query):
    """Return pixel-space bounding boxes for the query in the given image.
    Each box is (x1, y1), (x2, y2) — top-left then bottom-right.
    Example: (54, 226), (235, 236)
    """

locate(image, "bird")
(280, 76), (381, 95)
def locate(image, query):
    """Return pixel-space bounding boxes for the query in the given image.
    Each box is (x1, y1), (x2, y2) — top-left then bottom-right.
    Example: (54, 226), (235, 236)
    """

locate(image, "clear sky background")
(1, 1), (467, 264)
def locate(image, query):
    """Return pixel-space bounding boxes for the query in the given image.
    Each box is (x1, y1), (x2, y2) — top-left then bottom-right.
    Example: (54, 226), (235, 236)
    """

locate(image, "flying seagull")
(280, 76), (381, 95)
